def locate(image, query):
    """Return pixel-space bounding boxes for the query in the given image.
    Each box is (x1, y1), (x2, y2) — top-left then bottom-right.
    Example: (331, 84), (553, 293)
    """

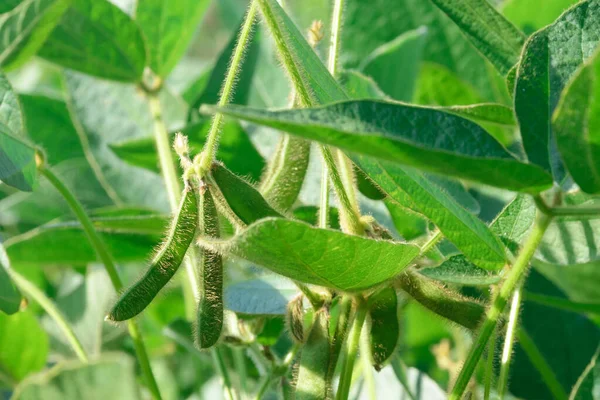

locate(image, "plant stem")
(360, 326), (377, 400)
(233, 347), (249, 400)
(497, 287), (522, 398)
(213, 346), (237, 400)
(483, 324), (497, 400)
(38, 166), (162, 400)
(9, 270), (88, 363)
(295, 281), (325, 309)
(336, 297), (368, 400)
(419, 229), (443, 256)
(518, 329), (568, 400)
(449, 210), (553, 400)
(319, 161), (331, 228)
(534, 194), (600, 218)
(198, 0), (258, 174)
(327, 0), (344, 76)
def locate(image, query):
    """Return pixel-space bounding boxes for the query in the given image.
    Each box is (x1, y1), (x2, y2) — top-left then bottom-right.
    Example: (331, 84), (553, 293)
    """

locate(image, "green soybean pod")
(286, 294), (305, 343)
(195, 186), (224, 349)
(107, 185), (199, 321)
(296, 308), (331, 400)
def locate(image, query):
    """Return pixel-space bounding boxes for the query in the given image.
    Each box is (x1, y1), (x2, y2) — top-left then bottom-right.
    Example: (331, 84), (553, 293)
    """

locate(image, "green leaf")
(5, 209), (165, 266)
(198, 218), (420, 292)
(384, 200), (427, 241)
(63, 71), (186, 210)
(360, 27), (428, 102)
(38, 0), (147, 82)
(0, 243), (21, 315)
(514, 0), (600, 176)
(354, 162), (506, 271)
(419, 254), (503, 285)
(553, 48), (600, 194)
(292, 206), (341, 230)
(110, 120), (265, 181)
(441, 103), (516, 126)
(0, 73), (36, 192)
(428, 0), (525, 75)
(368, 288), (400, 370)
(188, 16), (261, 120)
(501, 0), (580, 34)
(536, 218), (600, 266)
(0, 311), (48, 381)
(211, 163), (282, 225)
(0, 0), (70, 69)
(135, 0), (210, 77)
(338, 70), (388, 101)
(535, 260), (600, 306)
(0, 0), (20, 13)
(256, 0), (347, 105)
(11, 355), (142, 399)
(225, 276), (299, 316)
(208, 100), (552, 193)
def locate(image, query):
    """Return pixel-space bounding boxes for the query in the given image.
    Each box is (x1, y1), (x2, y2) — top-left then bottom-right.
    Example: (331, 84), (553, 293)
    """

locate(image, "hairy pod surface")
(107, 185), (199, 321)
(286, 294), (305, 343)
(296, 308), (332, 400)
(195, 186), (224, 349)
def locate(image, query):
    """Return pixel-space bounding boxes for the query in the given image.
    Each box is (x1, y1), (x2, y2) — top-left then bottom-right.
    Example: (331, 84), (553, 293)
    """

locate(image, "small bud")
(173, 132), (189, 158)
(286, 294), (305, 343)
(308, 20), (324, 48)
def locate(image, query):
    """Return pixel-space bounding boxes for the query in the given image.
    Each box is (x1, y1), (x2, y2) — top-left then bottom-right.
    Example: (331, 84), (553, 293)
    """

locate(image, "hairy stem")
(198, 0), (259, 173)
(38, 166), (162, 400)
(10, 270), (88, 363)
(497, 287), (522, 397)
(483, 323), (497, 400)
(213, 346), (237, 400)
(449, 210), (553, 399)
(336, 297), (368, 400)
(327, 0), (344, 76)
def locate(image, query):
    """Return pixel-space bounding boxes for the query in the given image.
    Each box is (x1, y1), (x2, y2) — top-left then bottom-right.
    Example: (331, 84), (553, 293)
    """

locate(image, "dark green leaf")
(536, 218), (600, 266)
(0, 0), (70, 69)
(338, 70), (388, 101)
(535, 260), (600, 306)
(110, 120), (265, 181)
(38, 0), (147, 82)
(429, 0), (525, 75)
(136, 0), (211, 77)
(419, 254), (503, 285)
(360, 27), (428, 101)
(0, 0), (20, 13)
(441, 103), (516, 126)
(554, 48), (600, 194)
(514, 0), (600, 177)
(0, 243), (21, 315)
(188, 16), (261, 120)
(11, 355), (142, 399)
(354, 161), (506, 271)
(384, 199), (427, 241)
(5, 209), (165, 266)
(225, 276), (299, 316)
(0, 311), (48, 381)
(368, 288), (400, 370)
(292, 206), (341, 230)
(211, 162), (282, 225)
(208, 100), (552, 193)
(198, 218), (420, 292)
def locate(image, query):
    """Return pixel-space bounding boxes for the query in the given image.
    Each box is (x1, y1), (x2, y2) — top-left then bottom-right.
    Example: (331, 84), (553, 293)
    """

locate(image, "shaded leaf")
(429, 0), (525, 75)
(0, 243), (21, 315)
(292, 206), (341, 230)
(536, 218), (600, 266)
(368, 288), (400, 370)
(419, 254), (503, 285)
(0, 311), (48, 381)
(0, 0), (70, 69)
(198, 218), (420, 292)
(225, 276), (299, 316)
(38, 0), (147, 82)
(554, 48), (600, 194)
(11, 355), (141, 399)
(360, 27), (428, 102)
(535, 260), (600, 306)
(385, 199), (427, 241)
(110, 120), (265, 181)
(136, 0), (211, 77)
(208, 100), (552, 193)
(338, 70), (388, 100)
(514, 0), (600, 177)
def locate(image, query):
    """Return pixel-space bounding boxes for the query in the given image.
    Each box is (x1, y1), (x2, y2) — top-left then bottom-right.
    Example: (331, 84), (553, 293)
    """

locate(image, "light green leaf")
(428, 0), (525, 75)
(198, 218), (420, 292)
(225, 276), (299, 316)
(5, 209), (165, 266)
(0, 0), (70, 69)
(384, 200), (427, 241)
(63, 71), (186, 210)
(368, 288), (400, 370)
(441, 103), (515, 126)
(338, 70), (388, 100)
(0, 243), (21, 315)
(501, 0), (580, 34)
(536, 218), (600, 266)
(38, 0), (147, 82)
(110, 120), (265, 181)
(360, 27), (428, 102)
(0, 311), (48, 381)
(514, 0), (600, 176)
(355, 161), (506, 271)
(135, 0), (210, 77)
(208, 100), (552, 193)
(0, 73), (36, 192)
(11, 355), (141, 399)
(553, 48), (600, 194)
(419, 254), (503, 285)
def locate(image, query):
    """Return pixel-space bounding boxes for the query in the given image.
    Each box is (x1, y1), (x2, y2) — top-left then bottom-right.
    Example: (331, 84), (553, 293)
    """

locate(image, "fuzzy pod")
(107, 185), (199, 321)
(286, 294), (305, 343)
(296, 308), (332, 400)
(195, 186), (224, 349)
